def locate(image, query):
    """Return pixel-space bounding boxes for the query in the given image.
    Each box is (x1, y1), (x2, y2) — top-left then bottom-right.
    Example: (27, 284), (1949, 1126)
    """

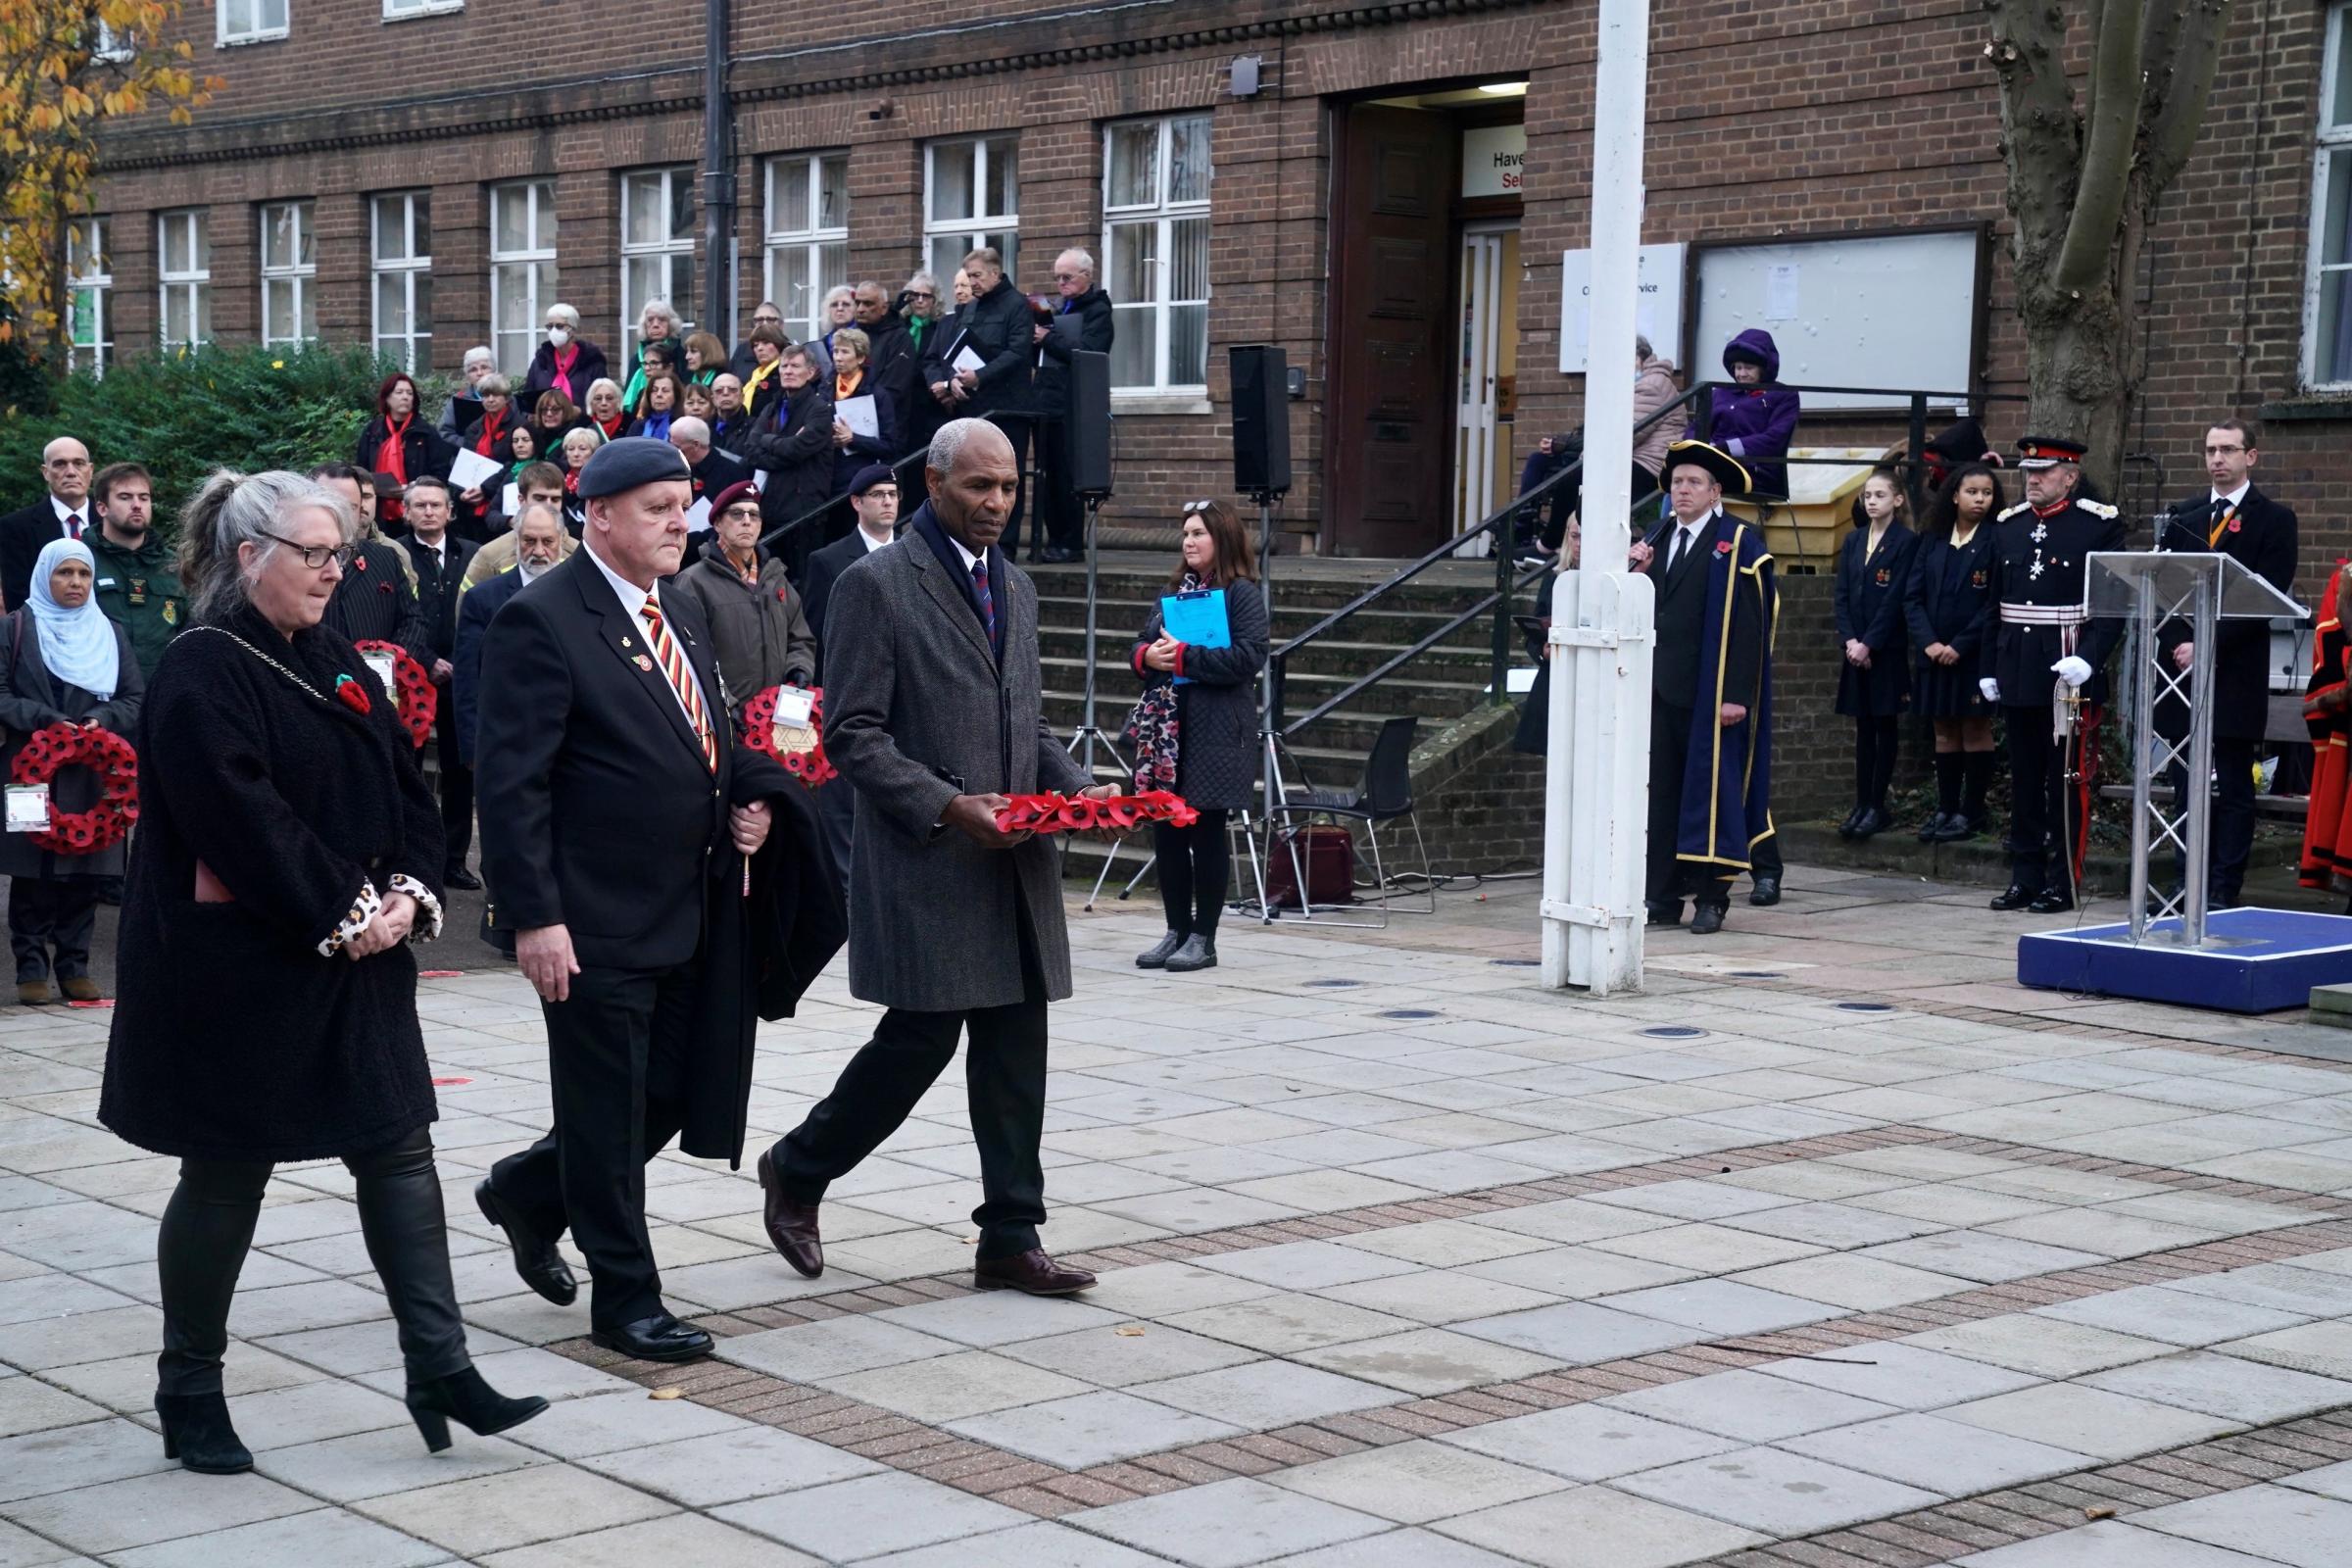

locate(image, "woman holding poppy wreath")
(98, 469), (544, 1478)
(0, 537), (143, 1004)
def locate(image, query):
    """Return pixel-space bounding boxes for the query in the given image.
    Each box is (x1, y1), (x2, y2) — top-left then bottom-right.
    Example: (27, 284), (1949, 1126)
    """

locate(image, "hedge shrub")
(0, 344), (430, 532)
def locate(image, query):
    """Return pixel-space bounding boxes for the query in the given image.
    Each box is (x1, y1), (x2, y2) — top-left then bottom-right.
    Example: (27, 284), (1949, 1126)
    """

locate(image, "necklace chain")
(181, 624), (337, 710)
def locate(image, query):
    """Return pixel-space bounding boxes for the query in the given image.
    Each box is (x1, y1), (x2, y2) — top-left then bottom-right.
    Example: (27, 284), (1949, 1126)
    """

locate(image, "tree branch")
(1984, 0), (2082, 267)
(2146, 0), (2230, 194)
(2056, 0), (2148, 290)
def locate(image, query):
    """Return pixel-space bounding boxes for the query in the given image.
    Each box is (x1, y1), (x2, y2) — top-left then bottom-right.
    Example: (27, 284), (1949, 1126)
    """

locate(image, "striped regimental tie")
(639, 600), (718, 772)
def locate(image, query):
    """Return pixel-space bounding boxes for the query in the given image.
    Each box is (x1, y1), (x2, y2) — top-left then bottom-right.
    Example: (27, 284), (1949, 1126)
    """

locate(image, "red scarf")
(375, 413), (412, 521)
(596, 414), (625, 440)
(550, 342), (580, 401)
(472, 409), (510, 459)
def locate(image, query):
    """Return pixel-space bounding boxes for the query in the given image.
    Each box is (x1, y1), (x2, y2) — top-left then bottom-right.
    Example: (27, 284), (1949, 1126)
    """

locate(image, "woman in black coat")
(738, 345), (836, 584)
(1904, 463), (2006, 842)
(0, 538), (143, 1004)
(1125, 501), (1270, 973)
(98, 469), (543, 1477)
(1834, 467), (1918, 839)
(351, 371), (453, 532)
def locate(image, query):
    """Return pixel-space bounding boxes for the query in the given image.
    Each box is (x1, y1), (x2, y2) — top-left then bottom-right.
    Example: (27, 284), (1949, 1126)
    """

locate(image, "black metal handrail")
(754, 445), (929, 556)
(1270, 381), (2032, 745)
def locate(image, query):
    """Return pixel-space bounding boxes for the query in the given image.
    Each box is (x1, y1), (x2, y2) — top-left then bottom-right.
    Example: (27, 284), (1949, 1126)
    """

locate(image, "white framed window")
(2308, 4), (2352, 387)
(217, 0), (289, 46)
(156, 209), (211, 351)
(259, 200), (317, 348)
(90, 18), (132, 59)
(762, 153), (847, 345)
(1102, 113), (1211, 393)
(924, 135), (1018, 293)
(620, 168), (696, 355)
(383, 0), (463, 17)
(67, 219), (111, 374)
(371, 190), (433, 370)
(490, 179), (557, 375)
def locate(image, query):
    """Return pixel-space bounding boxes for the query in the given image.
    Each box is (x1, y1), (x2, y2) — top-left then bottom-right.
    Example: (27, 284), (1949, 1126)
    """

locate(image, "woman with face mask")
(519, 304), (611, 409)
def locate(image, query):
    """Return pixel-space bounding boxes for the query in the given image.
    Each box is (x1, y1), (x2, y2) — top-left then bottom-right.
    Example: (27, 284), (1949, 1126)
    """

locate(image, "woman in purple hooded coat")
(1686, 328), (1800, 499)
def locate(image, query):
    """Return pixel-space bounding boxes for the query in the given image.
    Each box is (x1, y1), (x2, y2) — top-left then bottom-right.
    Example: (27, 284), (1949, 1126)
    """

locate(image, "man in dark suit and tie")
(472, 437), (842, 1363)
(757, 418), (1125, 1297)
(2156, 417), (2298, 908)
(1641, 441), (1775, 937)
(0, 437), (97, 610)
(396, 477), (482, 889)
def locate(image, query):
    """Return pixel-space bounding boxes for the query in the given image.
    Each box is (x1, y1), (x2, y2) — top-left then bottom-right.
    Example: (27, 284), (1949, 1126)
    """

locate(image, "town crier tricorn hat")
(1664, 439), (1751, 495)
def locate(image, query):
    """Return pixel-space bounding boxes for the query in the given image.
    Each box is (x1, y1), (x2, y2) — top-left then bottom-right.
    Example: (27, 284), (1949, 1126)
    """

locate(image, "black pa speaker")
(1230, 344), (1292, 497)
(1068, 350), (1112, 496)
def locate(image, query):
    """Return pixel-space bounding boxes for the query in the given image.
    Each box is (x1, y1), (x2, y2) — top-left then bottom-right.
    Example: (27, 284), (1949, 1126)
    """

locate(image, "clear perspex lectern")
(2086, 551), (2304, 948)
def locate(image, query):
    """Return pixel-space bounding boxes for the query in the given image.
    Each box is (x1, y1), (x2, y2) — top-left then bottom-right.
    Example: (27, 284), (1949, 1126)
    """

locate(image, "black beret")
(848, 464), (897, 497)
(576, 436), (693, 500)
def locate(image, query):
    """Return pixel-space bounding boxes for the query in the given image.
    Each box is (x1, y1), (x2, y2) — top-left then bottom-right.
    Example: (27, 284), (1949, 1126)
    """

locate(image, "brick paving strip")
(551, 1120), (2352, 1524)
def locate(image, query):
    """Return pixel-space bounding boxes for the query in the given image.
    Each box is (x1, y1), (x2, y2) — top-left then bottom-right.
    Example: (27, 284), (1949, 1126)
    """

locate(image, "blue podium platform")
(2017, 907), (2352, 1013)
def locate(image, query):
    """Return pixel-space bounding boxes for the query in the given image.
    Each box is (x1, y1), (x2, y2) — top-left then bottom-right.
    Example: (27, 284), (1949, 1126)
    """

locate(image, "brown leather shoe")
(757, 1150), (822, 1278)
(16, 980), (49, 1006)
(974, 1249), (1096, 1296)
(59, 977), (100, 1003)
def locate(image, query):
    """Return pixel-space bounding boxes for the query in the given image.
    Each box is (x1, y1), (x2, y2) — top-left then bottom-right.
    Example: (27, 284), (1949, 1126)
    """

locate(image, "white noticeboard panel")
(1558, 242), (1687, 375)
(1690, 229), (1981, 412)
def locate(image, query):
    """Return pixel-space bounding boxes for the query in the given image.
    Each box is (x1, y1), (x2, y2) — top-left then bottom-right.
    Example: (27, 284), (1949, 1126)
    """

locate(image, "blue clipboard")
(1161, 589), (1229, 686)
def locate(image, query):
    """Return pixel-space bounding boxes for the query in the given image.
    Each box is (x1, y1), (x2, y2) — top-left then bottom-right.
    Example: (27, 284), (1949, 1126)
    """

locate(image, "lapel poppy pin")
(2229, 518), (2242, 533)
(333, 674), (372, 715)
(634, 654), (655, 672)
(1715, 540), (1735, 556)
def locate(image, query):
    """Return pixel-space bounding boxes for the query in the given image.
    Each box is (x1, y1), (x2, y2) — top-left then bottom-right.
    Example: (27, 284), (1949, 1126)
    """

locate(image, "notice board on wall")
(1687, 226), (1986, 413)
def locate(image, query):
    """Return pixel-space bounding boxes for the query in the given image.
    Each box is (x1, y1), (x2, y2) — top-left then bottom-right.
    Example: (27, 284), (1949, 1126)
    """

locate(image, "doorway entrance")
(1452, 221), (1520, 549)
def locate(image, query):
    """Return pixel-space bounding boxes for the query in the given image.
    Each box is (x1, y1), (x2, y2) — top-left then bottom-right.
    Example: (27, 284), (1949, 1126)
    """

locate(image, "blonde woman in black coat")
(1126, 501), (1269, 972)
(98, 470), (544, 1476)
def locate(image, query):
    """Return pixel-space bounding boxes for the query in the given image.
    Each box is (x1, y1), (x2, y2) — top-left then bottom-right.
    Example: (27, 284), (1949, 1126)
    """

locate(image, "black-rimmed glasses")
(261, 531), (358, 571)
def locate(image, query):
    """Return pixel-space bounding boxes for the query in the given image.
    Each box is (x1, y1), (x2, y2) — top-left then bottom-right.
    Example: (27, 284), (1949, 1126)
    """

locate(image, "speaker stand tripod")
(1060, 493), (1141, 909)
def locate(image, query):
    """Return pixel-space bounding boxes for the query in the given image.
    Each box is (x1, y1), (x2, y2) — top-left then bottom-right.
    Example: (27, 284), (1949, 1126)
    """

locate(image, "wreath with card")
(739, 685), (835, 786)
(355, 640), (437, 748)
(10, 722), (138, 856)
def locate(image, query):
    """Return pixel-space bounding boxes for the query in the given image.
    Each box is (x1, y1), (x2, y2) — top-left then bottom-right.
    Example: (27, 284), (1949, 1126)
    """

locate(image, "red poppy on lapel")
(354, 555), (368, 572)
(2229, 518), (2242, 533)
(334, 674), (372, 715)
(1715, 540), (1735, 555)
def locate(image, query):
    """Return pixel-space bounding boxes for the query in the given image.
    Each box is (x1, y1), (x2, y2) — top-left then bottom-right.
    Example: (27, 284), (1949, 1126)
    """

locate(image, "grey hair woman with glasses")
(100, 468), (545, 1478)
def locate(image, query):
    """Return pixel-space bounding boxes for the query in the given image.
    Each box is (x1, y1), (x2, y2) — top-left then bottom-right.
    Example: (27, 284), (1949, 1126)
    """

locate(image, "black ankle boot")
(405, 1366), (548, 1453)
(1957, 753), (1995, 837)
(156, 1392), (253, 1474)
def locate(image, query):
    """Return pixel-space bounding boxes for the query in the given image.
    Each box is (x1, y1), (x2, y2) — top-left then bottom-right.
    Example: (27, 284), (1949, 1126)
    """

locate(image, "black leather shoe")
(1849, 807), (1889, 839)
(1689, 904), (1727, 936)
(1917, 811), (1951, 843)
(975, 1249), (1097, 1296)
(1989, 883), (2038, 911)
(2028, 888), (2076, 913)
(405, 1366), (547, 1453)
(1041, 546), (1081, 564)
(1931, 814), (1980, 844)
(1747, 876), (1781, 907)
(1837, 806), (1866, 839)
(444, 866), (482, 891)
(591, 1312), (712, 1363)
(1136, 930), (1185, 969)
(475, 1181), (577, 1306)
(1164, 935), (1217, 973)
(1646, 902), (1684, 928)
(156, 1392), (253, 1475)
(757, 1150), (823, 1278)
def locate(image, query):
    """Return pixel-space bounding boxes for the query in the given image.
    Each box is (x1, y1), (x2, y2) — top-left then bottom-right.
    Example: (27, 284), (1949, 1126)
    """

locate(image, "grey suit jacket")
(821, 516), (1091, 1010)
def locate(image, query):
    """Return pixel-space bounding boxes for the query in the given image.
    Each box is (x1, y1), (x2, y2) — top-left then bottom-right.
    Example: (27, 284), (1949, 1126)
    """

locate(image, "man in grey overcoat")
(757, 418), (1122, 1296)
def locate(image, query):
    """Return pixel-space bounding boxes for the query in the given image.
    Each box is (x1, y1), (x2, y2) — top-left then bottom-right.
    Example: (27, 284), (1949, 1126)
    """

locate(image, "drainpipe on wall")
(701, 0), (737, 347)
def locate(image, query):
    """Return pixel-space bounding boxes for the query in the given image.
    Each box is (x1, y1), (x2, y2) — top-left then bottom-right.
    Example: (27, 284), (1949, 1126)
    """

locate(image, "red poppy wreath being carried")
(354, 640), (437, 748)
(993, 791), (1199, 834)
(738, 685), (835, 786)
(10, 722), (138, 856)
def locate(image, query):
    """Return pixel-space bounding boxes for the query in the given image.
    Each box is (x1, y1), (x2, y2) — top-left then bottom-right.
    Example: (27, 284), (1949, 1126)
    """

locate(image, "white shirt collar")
(858, 527), (892, 554)
(49, 495), (84, 527)
(942, 529), (984, 576)
(2213, 481), (2250, 509)
(416, 533), (446, 563)
(585, 541), (659, 620)
(1675, 507), (1719, 538)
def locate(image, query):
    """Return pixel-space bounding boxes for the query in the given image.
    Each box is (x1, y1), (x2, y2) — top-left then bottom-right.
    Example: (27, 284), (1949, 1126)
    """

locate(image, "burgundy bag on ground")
(1265, 826), (1355, 910)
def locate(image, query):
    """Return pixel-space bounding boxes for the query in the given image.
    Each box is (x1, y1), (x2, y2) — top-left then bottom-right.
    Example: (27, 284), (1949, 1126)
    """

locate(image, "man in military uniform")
(2154, 418), (2297, 909)
(1977, 436), (2127, 912)
(86, 463), (183, 680)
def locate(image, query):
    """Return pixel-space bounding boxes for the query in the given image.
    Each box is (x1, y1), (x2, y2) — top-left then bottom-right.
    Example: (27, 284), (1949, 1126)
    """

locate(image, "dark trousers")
(990, 412), (1038, 558)
(2004, 702), (2094, 892)
(774, 912), (1049, 1260)
(1647, 699), (1733, 910)
(157, 1128), (468, 1395)
(489, 959), (696, 1328)
(1750, 828), (1782, 881)
(9, 877), (98, 982)
(1035, 414), (1082, 553)
(434, 686), (473, 872)
(2169, 737), (2258, 905)
(1155, 811), (1232, 939)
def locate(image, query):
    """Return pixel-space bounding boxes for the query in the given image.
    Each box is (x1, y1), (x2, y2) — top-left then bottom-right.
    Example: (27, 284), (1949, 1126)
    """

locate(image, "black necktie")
(1667, 526), (1690, 577)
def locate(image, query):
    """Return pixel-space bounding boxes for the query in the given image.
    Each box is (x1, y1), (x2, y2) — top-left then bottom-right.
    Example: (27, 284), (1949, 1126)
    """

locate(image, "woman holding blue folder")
(1125, 501), (1268, 972)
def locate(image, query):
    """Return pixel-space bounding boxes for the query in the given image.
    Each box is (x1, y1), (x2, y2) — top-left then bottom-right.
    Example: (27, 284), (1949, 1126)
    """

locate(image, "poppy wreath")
(739, 685), (836, 787)
(11, 722), (138, 857)
(992, 790), (1199, 835)
(354, 640), (438, 748)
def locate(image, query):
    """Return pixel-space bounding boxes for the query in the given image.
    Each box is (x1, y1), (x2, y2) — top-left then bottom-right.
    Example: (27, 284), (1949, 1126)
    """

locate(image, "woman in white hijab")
(0, 536), (143, 1003)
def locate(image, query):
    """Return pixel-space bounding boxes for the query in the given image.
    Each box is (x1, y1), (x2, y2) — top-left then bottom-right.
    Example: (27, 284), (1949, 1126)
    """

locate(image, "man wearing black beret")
(472, 437), (845, 1363)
